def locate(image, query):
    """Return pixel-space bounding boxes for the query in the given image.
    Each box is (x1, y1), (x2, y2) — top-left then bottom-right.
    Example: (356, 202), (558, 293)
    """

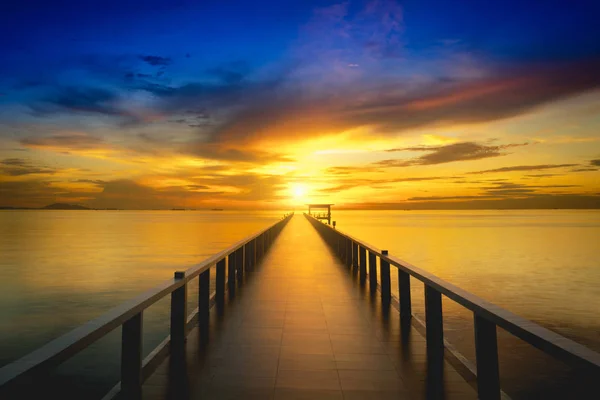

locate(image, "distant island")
(0, 203), (100, 210)
(43, 203), (91, 210)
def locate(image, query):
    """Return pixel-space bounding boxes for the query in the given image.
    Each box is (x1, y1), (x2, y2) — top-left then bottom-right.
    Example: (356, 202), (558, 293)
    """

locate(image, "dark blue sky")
(2, 0), (598, 85)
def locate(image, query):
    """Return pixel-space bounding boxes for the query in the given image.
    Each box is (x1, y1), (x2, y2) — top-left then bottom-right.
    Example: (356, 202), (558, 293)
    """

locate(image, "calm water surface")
(1, 209), (598, 398)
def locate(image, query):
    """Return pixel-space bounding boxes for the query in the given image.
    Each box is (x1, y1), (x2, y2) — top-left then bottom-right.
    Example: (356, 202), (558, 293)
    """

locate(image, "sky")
(0, 0), (599, 209)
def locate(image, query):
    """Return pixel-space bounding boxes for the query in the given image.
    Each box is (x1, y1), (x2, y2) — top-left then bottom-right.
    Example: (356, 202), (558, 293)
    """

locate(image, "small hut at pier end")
(307, 204), (334, 225)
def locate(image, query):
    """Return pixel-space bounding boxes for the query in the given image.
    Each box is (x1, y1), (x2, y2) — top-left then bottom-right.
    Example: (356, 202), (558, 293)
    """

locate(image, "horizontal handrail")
(304, 213), (600, 399)
(0, 212), (294, 392)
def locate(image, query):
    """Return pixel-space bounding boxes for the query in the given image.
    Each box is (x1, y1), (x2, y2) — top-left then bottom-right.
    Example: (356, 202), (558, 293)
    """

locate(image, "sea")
(0, 209), (598, 398)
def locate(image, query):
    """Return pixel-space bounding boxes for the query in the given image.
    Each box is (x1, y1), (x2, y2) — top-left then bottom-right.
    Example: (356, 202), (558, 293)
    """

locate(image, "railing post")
(425, 285), (444, 398)
(216, 258), (226, 308)
(474, 314), (501, 400)
(359, 246), (367, 283)
(244, 243), (250, 272)
(352, 242), (358, 268)
(121, 312), (143, 400)
(171, 271), (187, 356)
(256, 235), (261, 261)
(345, 239), (352, 268)
(368, 251), (377, 291)
(199, 269), (210, 337)
(380, 251), (391, 303)
(228, 252), (236, 296)
(237, 247), (244, 283)
(398, 269), (412, 322)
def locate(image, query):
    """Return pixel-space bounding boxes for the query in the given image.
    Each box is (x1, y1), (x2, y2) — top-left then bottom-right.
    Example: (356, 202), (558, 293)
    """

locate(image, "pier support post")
(398, 269), (412, 323)
(216, 259), (225, 309)
(359, 246), (367, 283)
(121, 312), (143, 400)
(199, 269), (210, 338)
(171, 271), (187, 358)
(368, 251), (377, 292)
(352, 242), (358, 268)
(380, 251), (391, 303)
(474, 315), (501, 400)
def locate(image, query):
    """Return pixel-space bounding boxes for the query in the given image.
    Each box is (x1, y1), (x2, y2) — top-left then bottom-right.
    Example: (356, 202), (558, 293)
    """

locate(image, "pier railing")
(305, 213), (600, 400)
(0, 213), (294, 399)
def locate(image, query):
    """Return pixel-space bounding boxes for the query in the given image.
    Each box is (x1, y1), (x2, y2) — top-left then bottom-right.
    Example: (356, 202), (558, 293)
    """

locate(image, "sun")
(290, 183), (308, 201)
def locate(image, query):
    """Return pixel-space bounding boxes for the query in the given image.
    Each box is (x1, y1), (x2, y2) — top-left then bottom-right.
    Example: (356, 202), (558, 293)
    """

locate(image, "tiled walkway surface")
(142, 216), (477, 399)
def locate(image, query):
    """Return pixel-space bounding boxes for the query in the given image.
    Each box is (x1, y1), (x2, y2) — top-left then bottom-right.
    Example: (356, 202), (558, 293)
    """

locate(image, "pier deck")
(141, 216), (476, 399)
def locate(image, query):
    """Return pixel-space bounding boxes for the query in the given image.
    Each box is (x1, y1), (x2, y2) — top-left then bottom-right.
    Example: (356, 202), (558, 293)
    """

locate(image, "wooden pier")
(1, 214), (599, 399)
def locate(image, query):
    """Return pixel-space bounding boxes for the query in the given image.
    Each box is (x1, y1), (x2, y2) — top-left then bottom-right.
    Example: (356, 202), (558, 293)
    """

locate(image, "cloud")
(524, 174), (563, 178)
(377, 141), (528, 167)
(325, 165), (383, 175)
(195, 56), (600, 145)
(139, 55), (172, 66)
(1, 158), (27, 166)
(469, 164), (579, 174)
(571, 168), (598, 172)
(74, 179), (106, 185)
(0, 180), (55, 206)
(33, 86), (122, 116)
(591, 159), (600, 167)
(0, 158), (58, 176)
(319, 175), (450, 193)
(206, 61), (250, 84)
(21, 133), (105, 151)
(0, 179), (96, 208)
(87, 179), (175, 209)
(408, 195), (496, 201)
(478, 182), (580, 198)
(347, 194), (600, 210)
